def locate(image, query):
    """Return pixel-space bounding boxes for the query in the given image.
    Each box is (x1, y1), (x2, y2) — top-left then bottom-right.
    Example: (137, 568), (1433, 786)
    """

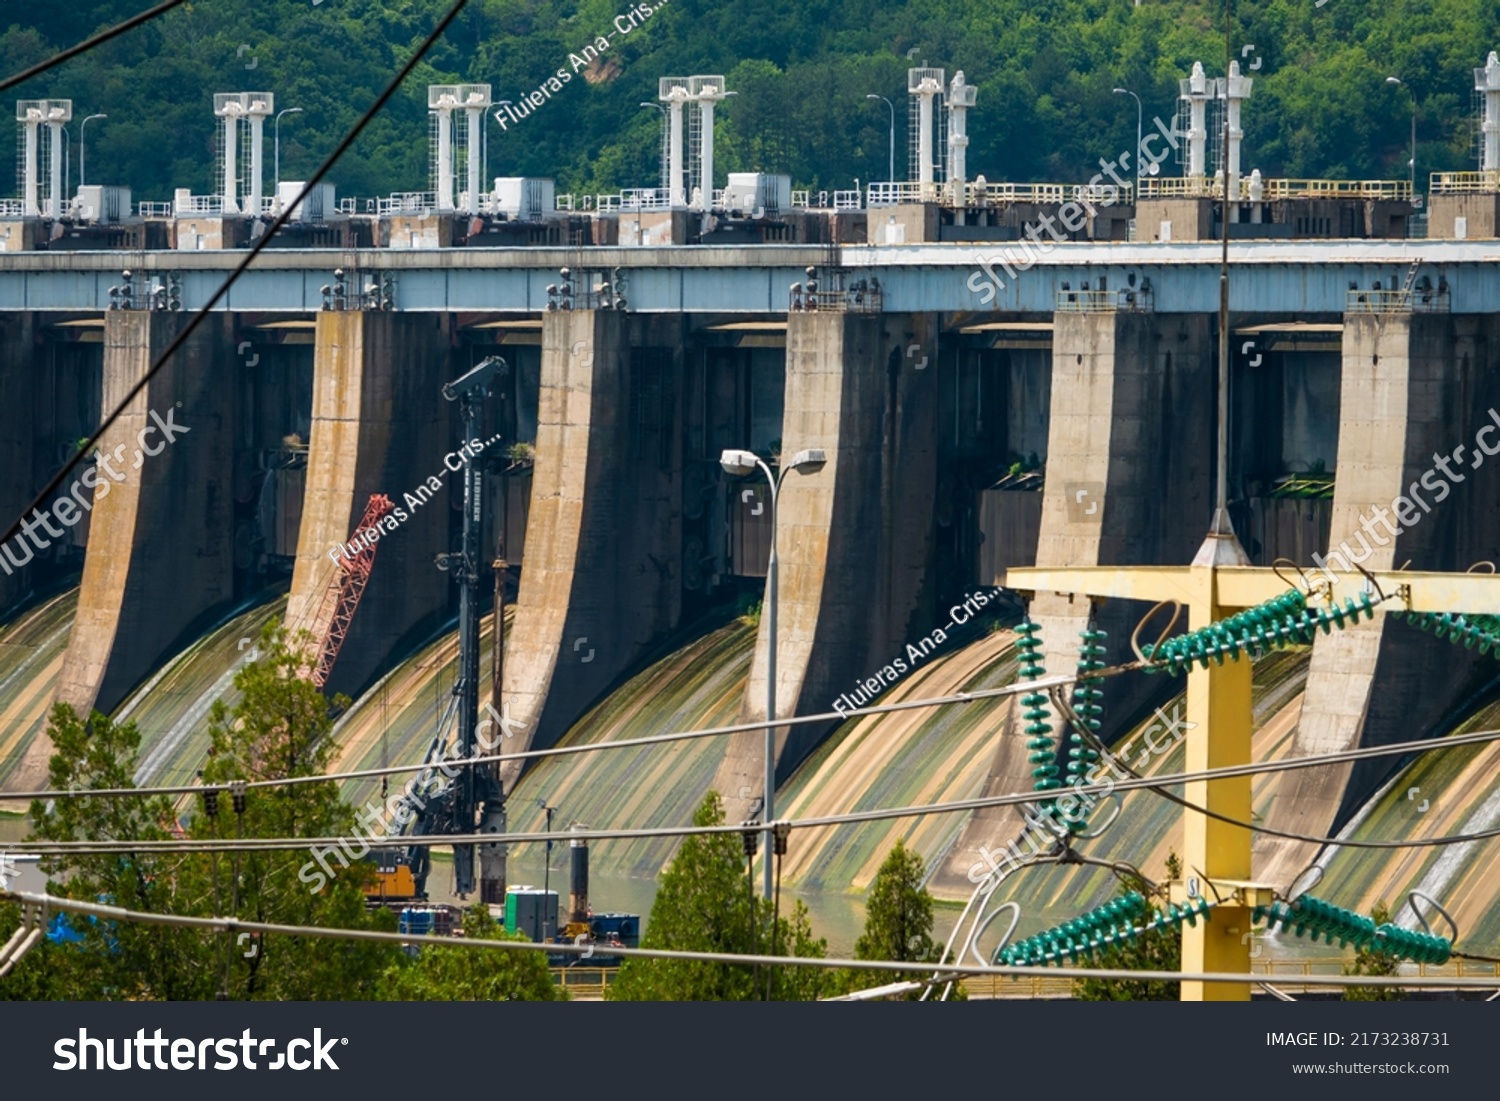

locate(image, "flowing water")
(0, 588), (79, 793)
(117, 590), (289, 791)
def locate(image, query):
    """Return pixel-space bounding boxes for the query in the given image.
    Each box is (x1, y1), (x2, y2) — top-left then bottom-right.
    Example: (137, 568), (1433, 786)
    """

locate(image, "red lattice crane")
(309, 493), (395, 688)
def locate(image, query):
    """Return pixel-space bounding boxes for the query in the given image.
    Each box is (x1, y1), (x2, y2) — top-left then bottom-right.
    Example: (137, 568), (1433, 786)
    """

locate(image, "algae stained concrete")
(714, 310), (939, 825)
(0, 313), (36, 611)
(933, 309), (1214, 896)
(1255, 312), (1500, 891)
(27, 312), (237, 790)
(499, 310), (685, 791)
(283, 311), (456, 702)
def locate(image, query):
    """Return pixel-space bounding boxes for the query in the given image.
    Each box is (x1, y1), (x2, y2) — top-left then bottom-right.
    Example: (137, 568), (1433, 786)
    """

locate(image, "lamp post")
(719, 446), (828, 898)
(1386, 77), (1417, 204)
(274, 106), (302, 202)
(640, 102), (669, 193)
(536, 797), (555, 942)
(79, 113), (105, 189)
(1113, 87), (1143, 198)
(865, 94), (895, 183)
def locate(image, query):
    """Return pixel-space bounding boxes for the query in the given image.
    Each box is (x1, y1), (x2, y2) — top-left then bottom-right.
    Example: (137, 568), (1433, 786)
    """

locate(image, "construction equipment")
(406, 356), (509, 900)
(307, 493), (395, 688)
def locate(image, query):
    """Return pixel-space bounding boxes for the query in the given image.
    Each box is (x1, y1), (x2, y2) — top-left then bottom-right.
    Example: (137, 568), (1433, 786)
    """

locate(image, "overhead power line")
(0, 0), (473, 551)
(11, 724), (1500, 855)
(0, 0), (188, 96)
(6, 888), (1497, 991)
(0, 668), (1087, 803)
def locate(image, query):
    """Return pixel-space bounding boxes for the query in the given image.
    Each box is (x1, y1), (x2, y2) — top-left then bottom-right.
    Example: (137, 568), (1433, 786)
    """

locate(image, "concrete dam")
(5, 235), (1500, 934)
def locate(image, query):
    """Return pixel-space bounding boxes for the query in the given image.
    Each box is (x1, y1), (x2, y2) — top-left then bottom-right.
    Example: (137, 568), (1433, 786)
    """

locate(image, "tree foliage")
(1073, 853), (1182, 1002)
(608, 791), (829, 1000)
(1341, 900), (1404, 1002)
(2, 1), (1496, 200)
(378, 904), (561, 1001)
(3, 621), (401, 1000)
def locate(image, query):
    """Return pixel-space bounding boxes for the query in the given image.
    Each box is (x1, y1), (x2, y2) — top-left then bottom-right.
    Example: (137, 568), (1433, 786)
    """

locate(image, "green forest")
(1, 0), (1497, 203)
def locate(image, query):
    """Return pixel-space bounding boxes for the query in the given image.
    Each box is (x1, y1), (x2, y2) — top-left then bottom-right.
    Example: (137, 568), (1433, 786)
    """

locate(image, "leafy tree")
(15, 621), (399, 1000)
(1342, 900), (1404, 1002)
(25, 703), (210, 1000)
(609, 791), (829, 1000)
(834, 838), (944, 999)
(1073, 853), (1182, 1002)
(377, 904), (561, 1001)
(179, 620), (397, 1000)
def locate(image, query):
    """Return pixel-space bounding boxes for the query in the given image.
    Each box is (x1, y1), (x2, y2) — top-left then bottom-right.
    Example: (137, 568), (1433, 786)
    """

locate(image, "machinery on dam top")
(8, 51), (1500, 252)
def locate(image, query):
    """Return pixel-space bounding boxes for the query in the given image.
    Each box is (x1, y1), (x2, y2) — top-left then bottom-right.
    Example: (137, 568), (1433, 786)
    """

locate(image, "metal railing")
(550, 966), (617, 998)
(616, 187), (673, 212)
(867, 180), (942, 206)
(174, 194), (224, 215)
(789, 275), (882, 313)
(1347, 287), (1450, 313)
(833, 189), (862, 210)
(138, 201), (173, 218)
(791, 189), (810, 208)
(1140, 176), (1412, 201)
(0, 199), (26, 217)
(1056, 287), (1153, 312)
(376, 191), (437, 216)
(1430, 169), (1500, 194)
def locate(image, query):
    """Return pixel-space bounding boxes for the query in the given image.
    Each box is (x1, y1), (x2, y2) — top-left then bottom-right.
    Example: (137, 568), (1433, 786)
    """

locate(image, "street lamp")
(641, 102), (669, 192)
(1386, 77), (1417, 204)
(865, 94), (895, 183)
(1113, 88), (1143, 197)
(274, 106), (302, 201)
(79, 113), (105, 189)
(719, 445), (828, 898)
(535, 797), (555, 942)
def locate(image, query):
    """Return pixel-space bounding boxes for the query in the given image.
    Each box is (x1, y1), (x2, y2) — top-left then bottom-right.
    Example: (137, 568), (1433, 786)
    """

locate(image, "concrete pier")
(499, 310), (686, 790)
(0, 314), (36, 611)
(283, 311), (457, 701)
(1256, 311), (1500, 887)
(935, 308), (1214, 894)
(16, 312), (239, 787)
(714, 310), (939, 823)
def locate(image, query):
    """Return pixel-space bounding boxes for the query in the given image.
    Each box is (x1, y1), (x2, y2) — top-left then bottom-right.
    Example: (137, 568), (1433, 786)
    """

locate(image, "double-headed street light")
(79, 114), (106, 189)
(865, 94), (896, 184)
(274, 106), (303, 200)
(1386, 77), (1418, 204)
(1112, 87), (1143, 197)
(719, 445), (828, 898)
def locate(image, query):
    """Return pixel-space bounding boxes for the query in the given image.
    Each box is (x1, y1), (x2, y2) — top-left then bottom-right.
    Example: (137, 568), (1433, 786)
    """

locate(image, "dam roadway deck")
(2, 240), (1500, 315)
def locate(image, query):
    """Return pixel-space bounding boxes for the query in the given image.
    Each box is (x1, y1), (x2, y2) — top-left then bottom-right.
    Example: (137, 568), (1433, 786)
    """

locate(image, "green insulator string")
(1401, 610), (1500, 657)
(1143, 589), (1380, 676)
(1253, 894), (1451, 965)
(1059, 623), (1107, 833)
(1017, 617), (1061, 801)
(996, 892), (1213, 967)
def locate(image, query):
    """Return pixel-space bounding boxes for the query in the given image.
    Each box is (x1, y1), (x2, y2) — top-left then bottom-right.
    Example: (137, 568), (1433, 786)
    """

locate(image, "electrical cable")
(0, 0), (472, 552)
(0, 666), (1104, 802)
(16, 723), (1500, 855)
(9, 887), (1497, 991)
(0, 0), (188, 95)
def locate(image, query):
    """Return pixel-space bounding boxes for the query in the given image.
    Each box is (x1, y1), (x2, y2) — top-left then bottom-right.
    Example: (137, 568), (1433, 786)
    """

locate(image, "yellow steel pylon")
(1001, 552), (1500, 1001)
